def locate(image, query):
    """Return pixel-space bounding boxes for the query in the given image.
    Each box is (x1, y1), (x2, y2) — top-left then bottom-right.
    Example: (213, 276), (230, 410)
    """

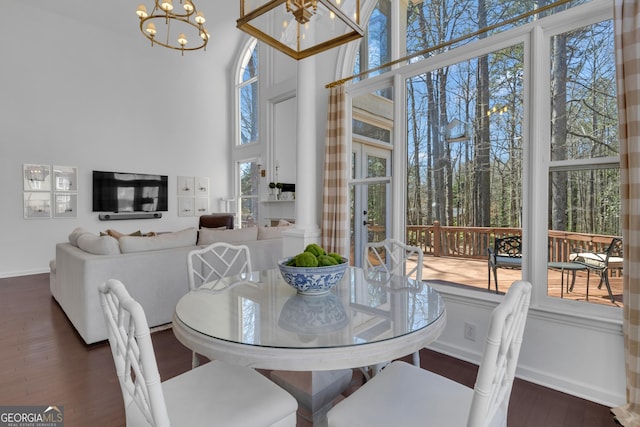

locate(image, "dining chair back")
(187, 242), (253, 291)
(327, 280), (532, 427)
(363, 239), (424, 370)
(99, 278), (297, 427)
(364, 239), (423, 282)
(467, 279), (531, 426)
(99, 279), (172, 426)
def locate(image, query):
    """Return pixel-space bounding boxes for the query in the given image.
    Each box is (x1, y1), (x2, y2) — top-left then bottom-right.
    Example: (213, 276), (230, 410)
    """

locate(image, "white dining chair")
(328, 280), (532, 427)
(187, 242), (253, 367)
(364, 238), (423, 282)
(187, 241), (253, 291)
(98, 279), (297, 427)
(363, 238), (424, 371)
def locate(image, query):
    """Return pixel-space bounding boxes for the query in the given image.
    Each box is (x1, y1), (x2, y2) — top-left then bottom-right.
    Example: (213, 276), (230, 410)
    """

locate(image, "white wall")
(429, 286), (625, 406)
(0, 2), (243, 276)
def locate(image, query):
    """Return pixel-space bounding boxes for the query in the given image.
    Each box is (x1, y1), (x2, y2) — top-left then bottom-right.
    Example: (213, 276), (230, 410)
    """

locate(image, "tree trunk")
(474, 0), (491, 227)
(550, 33), (568, 231)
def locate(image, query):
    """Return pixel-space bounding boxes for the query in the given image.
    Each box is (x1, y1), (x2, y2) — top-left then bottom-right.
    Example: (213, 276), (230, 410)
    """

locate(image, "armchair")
(198, 213), (234, 229)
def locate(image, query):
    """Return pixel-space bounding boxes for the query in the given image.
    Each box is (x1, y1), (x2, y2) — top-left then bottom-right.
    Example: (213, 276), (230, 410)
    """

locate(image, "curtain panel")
(612, 0), (640, 425)
(321, 86), (349, 255)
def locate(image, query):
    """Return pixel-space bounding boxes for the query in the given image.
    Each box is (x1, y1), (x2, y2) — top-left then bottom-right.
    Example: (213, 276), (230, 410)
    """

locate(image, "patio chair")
(327, 280), (532, 427)
(98, 279), (297, 427)
(569, 237), (622, 303)
(487, 235), (522, 293)
(363, 239), (424, 373)
(187, 242), (252, 291)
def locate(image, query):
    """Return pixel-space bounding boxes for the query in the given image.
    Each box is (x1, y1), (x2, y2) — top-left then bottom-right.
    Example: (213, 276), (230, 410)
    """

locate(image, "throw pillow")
(76, 233), (121, 255)
(119, 227), (197, 253)
(68, 227), (90, 247)
(106, 229), (143, 239)
(197, 226), (258, 246)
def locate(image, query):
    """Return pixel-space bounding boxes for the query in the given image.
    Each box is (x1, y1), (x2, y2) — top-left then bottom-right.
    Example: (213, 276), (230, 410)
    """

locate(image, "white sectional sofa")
(50, 225), (286, 344)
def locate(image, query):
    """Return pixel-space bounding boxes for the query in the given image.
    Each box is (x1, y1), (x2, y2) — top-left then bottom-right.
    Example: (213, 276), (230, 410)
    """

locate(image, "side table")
(547, 262), (590, 299)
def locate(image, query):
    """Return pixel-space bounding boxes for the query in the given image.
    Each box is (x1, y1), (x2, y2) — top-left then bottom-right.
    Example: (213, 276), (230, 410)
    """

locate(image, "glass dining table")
(172, 266), (446, 425)
(172, 266), (447, 372)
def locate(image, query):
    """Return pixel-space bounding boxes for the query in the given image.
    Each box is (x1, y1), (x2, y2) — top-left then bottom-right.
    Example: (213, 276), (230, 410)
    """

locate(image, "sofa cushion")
(197, 227), (258, 246)
(257, 225), (293, 240)
(119, 227), (197, 253)
(258, 226), (283, 240)
(76, 233), (121, 255)
(68, 227), (90, 247)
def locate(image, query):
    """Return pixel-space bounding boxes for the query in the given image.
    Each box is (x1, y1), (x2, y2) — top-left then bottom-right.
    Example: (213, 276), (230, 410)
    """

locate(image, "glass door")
(350, 84), (394, 267)
(351, 144), (392, 267)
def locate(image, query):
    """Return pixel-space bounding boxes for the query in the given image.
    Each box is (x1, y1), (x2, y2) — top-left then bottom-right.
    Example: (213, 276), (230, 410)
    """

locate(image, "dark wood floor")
(0, 273), (620, 426)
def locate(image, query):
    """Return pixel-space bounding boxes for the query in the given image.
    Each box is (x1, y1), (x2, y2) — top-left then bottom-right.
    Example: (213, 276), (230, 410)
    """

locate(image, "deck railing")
(406, 221), (620, 263)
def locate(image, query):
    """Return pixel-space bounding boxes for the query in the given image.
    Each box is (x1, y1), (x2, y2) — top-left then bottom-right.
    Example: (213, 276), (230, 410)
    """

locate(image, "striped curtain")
(612, 1), (640, 426)
(321, 86), (349, 255)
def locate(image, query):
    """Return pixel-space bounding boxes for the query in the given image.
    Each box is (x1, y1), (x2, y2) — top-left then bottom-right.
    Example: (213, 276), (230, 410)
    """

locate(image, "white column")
(282, 56), (322, 256)
(296, 56), (318, 229)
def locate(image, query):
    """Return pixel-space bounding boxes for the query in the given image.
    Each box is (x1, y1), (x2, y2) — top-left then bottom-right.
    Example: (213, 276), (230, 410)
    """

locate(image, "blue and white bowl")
(277, 257), (348, 295)
(278, 292), (349, 335)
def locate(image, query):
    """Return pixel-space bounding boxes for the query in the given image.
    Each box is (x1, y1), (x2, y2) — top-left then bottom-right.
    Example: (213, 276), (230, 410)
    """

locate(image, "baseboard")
(0, 268), (49, 279)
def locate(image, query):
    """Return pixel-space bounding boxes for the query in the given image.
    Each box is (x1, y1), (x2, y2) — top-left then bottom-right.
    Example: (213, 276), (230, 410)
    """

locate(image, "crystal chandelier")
(136, 0), (209, 55)
(237, 0), (363, 60)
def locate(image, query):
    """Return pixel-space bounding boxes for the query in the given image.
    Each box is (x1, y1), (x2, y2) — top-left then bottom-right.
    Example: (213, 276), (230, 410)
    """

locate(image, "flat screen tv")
(92, 170), (168, 213)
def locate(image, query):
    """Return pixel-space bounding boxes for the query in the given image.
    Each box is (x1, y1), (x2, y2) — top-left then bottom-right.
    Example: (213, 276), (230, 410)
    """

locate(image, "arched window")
(237, 38), (258, 146)
(233, 38), (261, 228)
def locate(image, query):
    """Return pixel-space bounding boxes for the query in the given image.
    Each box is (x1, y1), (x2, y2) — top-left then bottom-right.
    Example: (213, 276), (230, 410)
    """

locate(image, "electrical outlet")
(464, 321), (476, 341)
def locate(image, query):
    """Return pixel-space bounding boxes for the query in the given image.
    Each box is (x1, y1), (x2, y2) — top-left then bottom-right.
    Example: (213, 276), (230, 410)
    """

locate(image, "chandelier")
(237, 0), (363, 60)
(136, 0), (209, 55)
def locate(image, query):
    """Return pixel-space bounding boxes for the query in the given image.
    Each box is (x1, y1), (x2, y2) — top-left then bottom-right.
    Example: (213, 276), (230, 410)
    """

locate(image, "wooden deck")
(421, 255), (622, 308)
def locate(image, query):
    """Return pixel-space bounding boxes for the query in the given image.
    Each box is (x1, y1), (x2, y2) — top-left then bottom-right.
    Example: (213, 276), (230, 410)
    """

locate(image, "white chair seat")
(328, 361), (474, 427)
(125, 360), (297, 427)
(163, 361), (297, 427)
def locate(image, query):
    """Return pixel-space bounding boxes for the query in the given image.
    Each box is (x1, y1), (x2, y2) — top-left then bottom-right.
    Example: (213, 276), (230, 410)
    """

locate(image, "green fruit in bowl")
(285, 244), (347, 267)
(317, 254), (339, 266)
(295, 252), (319, 267)
(304, 243), (326, 257)
(328, 253), (343, 263)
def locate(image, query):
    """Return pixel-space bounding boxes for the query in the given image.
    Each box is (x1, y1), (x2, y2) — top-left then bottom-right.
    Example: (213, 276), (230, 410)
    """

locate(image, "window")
(238, 160), (260, 228)
(547, 18), (620, 305)
(233, 39), (262, 228)
(406, 45), (524, 229)
(354, 0), (392, 79)
(346, 0), (619, 312)
(237, 39), (258, 145)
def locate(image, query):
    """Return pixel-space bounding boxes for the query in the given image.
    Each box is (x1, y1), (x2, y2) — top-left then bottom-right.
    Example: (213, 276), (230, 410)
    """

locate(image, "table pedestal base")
(270, 369), (353, 426)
